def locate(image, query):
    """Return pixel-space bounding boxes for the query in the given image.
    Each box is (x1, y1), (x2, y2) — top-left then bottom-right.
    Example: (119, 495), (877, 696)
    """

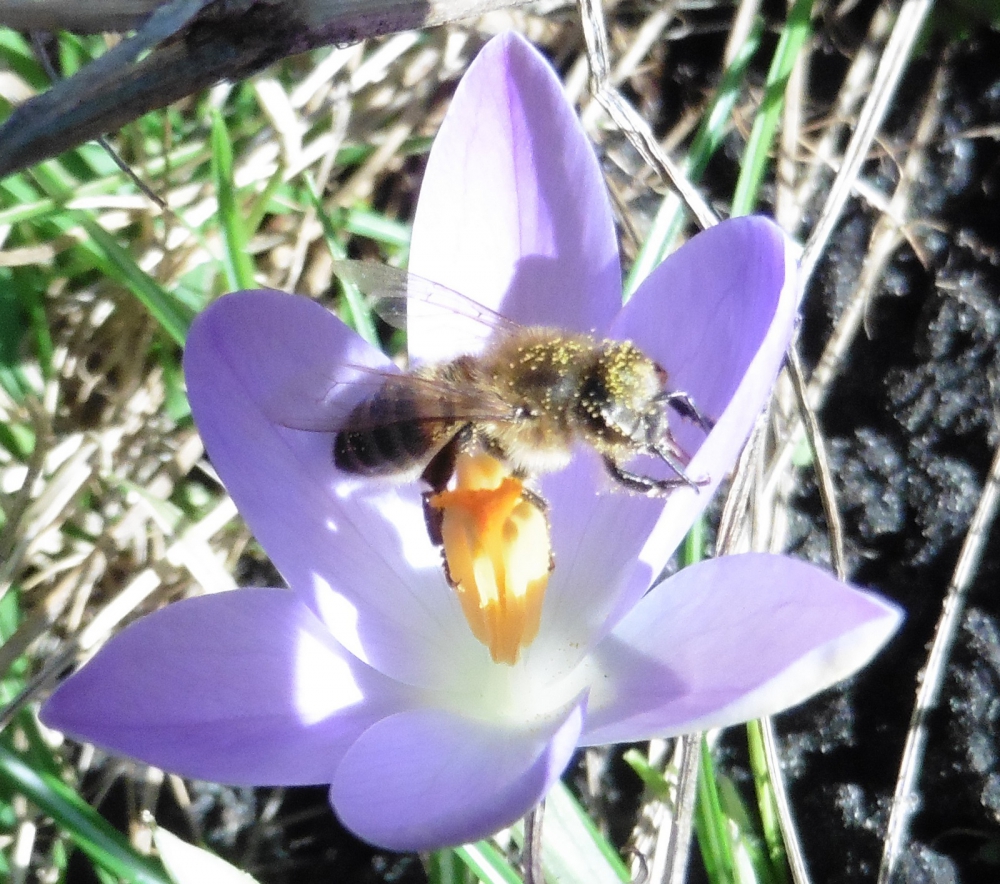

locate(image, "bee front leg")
(662, 391), (715, 433)
(652, 441), (709, 491)
(603, 455), (705, 496)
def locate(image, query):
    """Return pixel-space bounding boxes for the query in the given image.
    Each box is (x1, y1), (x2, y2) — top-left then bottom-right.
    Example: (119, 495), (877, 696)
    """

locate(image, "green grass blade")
(747, 720), (790, 883)
(453, 840), (522, 884)
(716, 771), (781, 884)
(211, 110), (256, 290)
(18, 162), (194, 345)
(427, 847), (473, 884)
(694, 737), (738, 884)
(537, 781), (629, 883)
(76, 213), (194, 345)
(0, 743), (172, 884)
(625, 17), (764, 294)
(339, 207), (412, 250)
(731, 0), (814, 215)
(305, 181), (380, 346)
(153, 822), (262, 884)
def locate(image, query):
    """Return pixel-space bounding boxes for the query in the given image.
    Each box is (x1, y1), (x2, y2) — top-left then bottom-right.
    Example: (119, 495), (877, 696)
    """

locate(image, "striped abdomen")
(333, 378), (461, 476)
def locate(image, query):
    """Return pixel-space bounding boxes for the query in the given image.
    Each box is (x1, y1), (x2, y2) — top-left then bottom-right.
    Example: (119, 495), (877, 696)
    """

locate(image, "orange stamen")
(428, 454), (552, 665)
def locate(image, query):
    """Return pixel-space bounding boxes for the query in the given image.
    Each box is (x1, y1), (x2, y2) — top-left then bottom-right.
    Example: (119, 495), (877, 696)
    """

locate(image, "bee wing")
(260, 361), (382, 432)
(264, 363), (520, 432)
(333, 260), (521, 339)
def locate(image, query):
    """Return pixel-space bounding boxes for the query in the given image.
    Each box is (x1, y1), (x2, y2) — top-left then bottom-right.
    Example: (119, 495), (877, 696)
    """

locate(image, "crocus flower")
(42, 32), (901, 852)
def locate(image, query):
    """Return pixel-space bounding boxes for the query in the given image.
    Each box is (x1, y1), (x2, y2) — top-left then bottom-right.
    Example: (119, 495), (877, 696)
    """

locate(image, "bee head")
(576, 343), (669, 446)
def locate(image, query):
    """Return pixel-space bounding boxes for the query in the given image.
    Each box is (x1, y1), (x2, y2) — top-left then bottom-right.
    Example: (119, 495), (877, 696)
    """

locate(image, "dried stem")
(877, 440), (1000, 883)
(523, 801), (545, 884)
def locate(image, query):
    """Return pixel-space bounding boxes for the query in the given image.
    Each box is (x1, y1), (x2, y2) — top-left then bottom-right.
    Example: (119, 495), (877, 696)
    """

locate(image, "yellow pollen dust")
(428, 453), (552, 666)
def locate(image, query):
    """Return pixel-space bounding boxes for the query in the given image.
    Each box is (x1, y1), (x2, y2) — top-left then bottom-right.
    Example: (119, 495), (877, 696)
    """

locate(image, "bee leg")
(519, 485), (550, 514)
(420, 427), (471, 494)
(653, 441), (709, 490)
(423, 496), (446, 547)
(420, 429), (471, 548)
(603, 455), (705, 496)
(662, 391), (715, 433)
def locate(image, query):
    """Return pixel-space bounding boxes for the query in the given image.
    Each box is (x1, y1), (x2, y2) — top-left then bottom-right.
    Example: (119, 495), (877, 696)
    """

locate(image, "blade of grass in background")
(716, 763), (783, 884)
(0, 273), (40, 401)
(7, 161), (194, 345)
(453, 840), (522, 884)
(0, 743), (173, 884)
(339, 206), (412, 251)
(306, 180), (380, 346)
(152, 822), (263, 884)
(731, 0), (813, 216)
(624, 16), (764, 294)
(428, 846), (475, 884)
(695, 736), (739, 884)
(728, 3), (814, 879)
(211, 110), (257, 291)
(509, 782), (629, 884)
(624, 3), (814, 879)
(747, 721), (790, 883)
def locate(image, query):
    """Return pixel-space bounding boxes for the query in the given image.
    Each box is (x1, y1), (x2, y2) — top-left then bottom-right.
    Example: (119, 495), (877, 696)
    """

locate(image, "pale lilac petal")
(41, 590), (416, 784)
(184, 292), (484, 688)
(531, 218), (797, 670)
(579, 554), (902, 745)
(626, 217), (794, 426)
(408, 32), (619, 362)
(331, 697), (586, 851)
(619, 217), (799, 586)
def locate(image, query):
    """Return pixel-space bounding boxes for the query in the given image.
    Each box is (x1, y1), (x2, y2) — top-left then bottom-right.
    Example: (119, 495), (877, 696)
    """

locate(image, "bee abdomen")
(333, 392), (453, 476)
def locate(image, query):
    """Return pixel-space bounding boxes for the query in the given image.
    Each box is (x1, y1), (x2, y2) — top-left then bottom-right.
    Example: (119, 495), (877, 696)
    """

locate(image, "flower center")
(428, 453), (553, 665)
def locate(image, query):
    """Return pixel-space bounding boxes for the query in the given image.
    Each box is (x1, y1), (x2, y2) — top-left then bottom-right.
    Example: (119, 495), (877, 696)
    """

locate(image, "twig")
(577, 0), (717, 232)
(785, 347), (847, 580)
(663, 737), (699, 884)
(28, 29), (167, 208)
(798, 0), (933, 286)
(0, 0), (162, 32)
(758, 717), (809, 884)
(876, 439), (1000, 884)
(791, 2), (895, 228)
(764, 54), (945, 509)
(523, 801), (545, 884)
(0, 403), (51, 598)
(0, 0), (538, 177)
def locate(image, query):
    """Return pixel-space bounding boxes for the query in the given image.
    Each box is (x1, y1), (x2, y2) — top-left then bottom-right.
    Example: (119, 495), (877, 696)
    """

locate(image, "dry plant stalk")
(0, 0), (539, 176)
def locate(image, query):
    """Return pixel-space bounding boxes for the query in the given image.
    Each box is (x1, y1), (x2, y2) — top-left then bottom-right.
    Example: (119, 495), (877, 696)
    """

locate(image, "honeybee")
(319, 261), (714, 497)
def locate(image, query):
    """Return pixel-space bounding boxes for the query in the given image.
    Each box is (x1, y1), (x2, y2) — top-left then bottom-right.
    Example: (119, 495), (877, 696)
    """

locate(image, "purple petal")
(579, 554), (902, 744)
(184, 292), (487, 688)
(41, 589), (415, 784)
(408, 32), (620, 362)
(531, 218), (797, 669)
(331, 697), (586, 851)
(618, 217), (799, 583)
